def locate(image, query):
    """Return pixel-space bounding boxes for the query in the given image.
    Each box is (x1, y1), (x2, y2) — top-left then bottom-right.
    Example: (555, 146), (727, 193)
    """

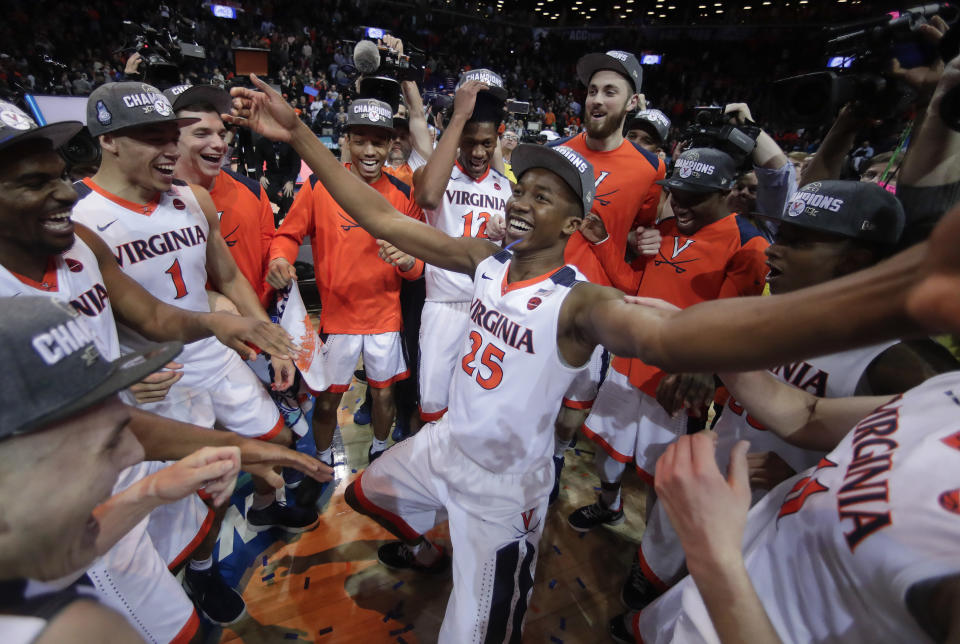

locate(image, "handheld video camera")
(772, 3), (959, 125)
(121, 15), (206, 88)
(678, 106), (759, 169)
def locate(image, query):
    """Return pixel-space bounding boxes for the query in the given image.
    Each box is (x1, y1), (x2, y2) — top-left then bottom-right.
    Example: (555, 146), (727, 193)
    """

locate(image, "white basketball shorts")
(417, 301), (471, 421)
(581, 368), (688, 483)
(315, 331), (408, 394)
(353, 418), (553, 642)
(562, 346), (608, 410)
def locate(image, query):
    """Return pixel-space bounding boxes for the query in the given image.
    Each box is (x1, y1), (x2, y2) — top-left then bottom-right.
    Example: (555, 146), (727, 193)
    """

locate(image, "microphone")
(353, 40), (381, 75)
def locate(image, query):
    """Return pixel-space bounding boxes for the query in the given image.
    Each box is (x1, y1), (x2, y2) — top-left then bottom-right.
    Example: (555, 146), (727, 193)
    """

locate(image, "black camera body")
(773, 3), (957, 125)
(122, 16), (206, 88)
(679, 106), (759, 169)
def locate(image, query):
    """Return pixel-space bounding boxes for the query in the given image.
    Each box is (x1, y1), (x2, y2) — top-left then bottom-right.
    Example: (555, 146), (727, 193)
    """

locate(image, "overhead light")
(659, 13), (666, 16)
(647, 9), (654, 13)
(668, 4), (676, 8)
(613, 4), (621, 7)
(620, 13), (628, 17)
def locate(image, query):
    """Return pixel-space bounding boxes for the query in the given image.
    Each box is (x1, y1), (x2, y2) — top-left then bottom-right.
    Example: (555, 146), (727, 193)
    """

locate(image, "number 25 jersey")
(447, 251), (588, 474)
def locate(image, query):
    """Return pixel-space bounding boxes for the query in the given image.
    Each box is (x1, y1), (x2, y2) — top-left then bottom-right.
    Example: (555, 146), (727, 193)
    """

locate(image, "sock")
(600, 483), (622, 511)
(371, 437), (389, 454)
(554, 438), (571, 458)
(251, 491), (275, 510)
(189, 555), (213, 572)
(410, 539), (439, 565)
(317, 446), (333, 464)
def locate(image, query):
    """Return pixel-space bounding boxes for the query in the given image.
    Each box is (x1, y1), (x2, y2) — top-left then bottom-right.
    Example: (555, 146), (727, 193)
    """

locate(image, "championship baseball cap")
(765, 180), (905, 245)
(657, 148), (737, 193)
(162, 83), (232, 116)
(456, 68), (508, 102)
(346, 98), (395, 132)
(0, 99), (82, 153)
(577, 50), (642, 93)
(87, 82), (199, 137)
(511, 143), (595, 216)
(627, 109), (671, 144)
(0, 296), (182, 439)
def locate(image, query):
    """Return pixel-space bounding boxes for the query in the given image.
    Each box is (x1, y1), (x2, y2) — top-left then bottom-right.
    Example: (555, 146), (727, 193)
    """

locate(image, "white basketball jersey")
(424, 163), (511, 302)
(72, 179), (229, 378)
(0, 236), (120, 360)
(639, 370), (960, 643)
(715, 341), (897, 480)
(447, 251), (588, 473)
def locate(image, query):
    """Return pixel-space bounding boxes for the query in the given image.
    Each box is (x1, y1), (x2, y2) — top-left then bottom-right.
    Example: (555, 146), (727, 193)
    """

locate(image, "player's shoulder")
(486, 167), (510, 186)
(549, 133), (579, 149)
(383, 172), (412, 200)
(623, 140), (661, 172)
(732, 214), (769, 248)
(221, 167), (264, 199)
(73, 178), (93, 200)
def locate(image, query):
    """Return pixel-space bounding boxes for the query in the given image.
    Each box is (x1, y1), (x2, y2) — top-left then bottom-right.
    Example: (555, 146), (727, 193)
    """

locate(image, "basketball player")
(266, 98), (424, 505)
(229, 72), (960, 641)
(625, 109), (671, 157)
(165, 84), (277, 309)
(411, 70), (511, 424)
(0, 102), (332, 636)
(549, 52), (666, 503)
(568, 148), (768, 532)
(0, 296), (242, 644)
(612, 180), (958, 628)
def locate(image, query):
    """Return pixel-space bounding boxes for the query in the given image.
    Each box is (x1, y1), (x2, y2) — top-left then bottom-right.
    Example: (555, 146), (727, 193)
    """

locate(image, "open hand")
(146, 446), (242, 507)
(209, 312), (298, 360)
(453, 80), (490, 119)
(655, 372), (716, 418)
(377, 239), (416, 271)
(224, 74), (301, 142)
(129, 362), (183, 404)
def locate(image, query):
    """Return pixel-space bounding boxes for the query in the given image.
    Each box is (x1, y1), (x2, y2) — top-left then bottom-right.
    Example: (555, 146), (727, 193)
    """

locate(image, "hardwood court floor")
(219, 378), (652, 643)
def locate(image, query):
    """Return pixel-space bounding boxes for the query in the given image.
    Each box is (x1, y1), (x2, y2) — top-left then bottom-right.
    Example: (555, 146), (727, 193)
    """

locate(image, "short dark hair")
(445, 94), (504, 127)
(176, 103), (222, 118)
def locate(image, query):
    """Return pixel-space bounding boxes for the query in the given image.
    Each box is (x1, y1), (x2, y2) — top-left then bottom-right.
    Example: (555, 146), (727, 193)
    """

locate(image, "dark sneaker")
(609, 611), (638, 644)
(283, 467), (304, 489)
(377, 541), (450, 575)
(183, 564), (246, 626)
(567, 500), (624, 532)
(368, 445), (386, 463)
(621, 551), (664, 610)
(392, 413), (410, 442)
(548, 454), (565, 505)
(295, 452), (334, 508)
(354, 369), (367, 383)
(246, 501), (319, 533)
(353, 401), (372, 425)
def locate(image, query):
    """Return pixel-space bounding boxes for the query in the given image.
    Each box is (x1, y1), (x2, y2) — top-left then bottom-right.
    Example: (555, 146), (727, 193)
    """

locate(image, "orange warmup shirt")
(383, 162), (414, 187)
(270, 167), (424, 335)
(209, 168), (276, 308)
(611, 214), (769, 396)
(552, 134), (665, 290)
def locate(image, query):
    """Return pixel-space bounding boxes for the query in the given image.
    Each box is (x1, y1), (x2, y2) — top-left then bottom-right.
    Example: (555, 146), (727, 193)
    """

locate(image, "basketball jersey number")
(165, 258), (189, 300)
(461, 211), (492, 239)
(727, 395), (767, 431)
(460, 330), (505, 390)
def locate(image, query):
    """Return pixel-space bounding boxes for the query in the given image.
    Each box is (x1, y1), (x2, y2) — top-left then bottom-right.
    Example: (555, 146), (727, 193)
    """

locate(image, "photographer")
(250, 133), (300, 224)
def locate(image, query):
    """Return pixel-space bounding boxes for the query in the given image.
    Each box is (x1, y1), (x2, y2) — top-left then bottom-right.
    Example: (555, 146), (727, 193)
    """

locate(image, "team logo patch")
(787, 200), (806, 217)
(66, 258), (83, 273)
(172, 199), (186, 210)
(939, 489), (960, 515)
(526, 297), (542, 310)
(96, 100), (112, 126)
(494, 183), (501, 191)
(678, 164), (692, 179)
(0, 107), (34, 130)
(153, 98), (172, 117)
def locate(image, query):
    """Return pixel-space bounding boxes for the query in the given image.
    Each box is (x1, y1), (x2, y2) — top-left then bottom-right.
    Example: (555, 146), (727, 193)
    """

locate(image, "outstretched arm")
(225, 74), (497, 277)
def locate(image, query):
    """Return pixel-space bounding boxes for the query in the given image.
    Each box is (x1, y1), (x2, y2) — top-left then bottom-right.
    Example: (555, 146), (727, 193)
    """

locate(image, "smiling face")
(725, 171), (758, 215)
(764, 222), (869, 294)
(669, 188), (728, 236)
(0, 396), (142, 580)
(626, 126), (660, 153)
(174, 108), (228, 187)
(504, 167), (582, 253)
(101, 122), (182, 193)
(0, 141), (79, 261)
(347, 125), (391, 183)
(585, 70), (636, 140)
(458, 121), (499, 179)
(390, 127), (412, 164)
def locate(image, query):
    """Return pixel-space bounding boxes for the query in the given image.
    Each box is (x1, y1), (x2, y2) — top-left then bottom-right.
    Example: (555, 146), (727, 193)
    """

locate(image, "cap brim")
(511, 144), (587, 214)
(170, 86), (233, 116)
(0, 121), (84, 153)
(481, 86), (508, 101)
(100, 116), (201, 137)
(656, 177), (718, 193)
(577, 53), (635, 91)
(24, 341), (183, 434)
(345, 119), (395, 133)
(625, 119), (664, 143)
